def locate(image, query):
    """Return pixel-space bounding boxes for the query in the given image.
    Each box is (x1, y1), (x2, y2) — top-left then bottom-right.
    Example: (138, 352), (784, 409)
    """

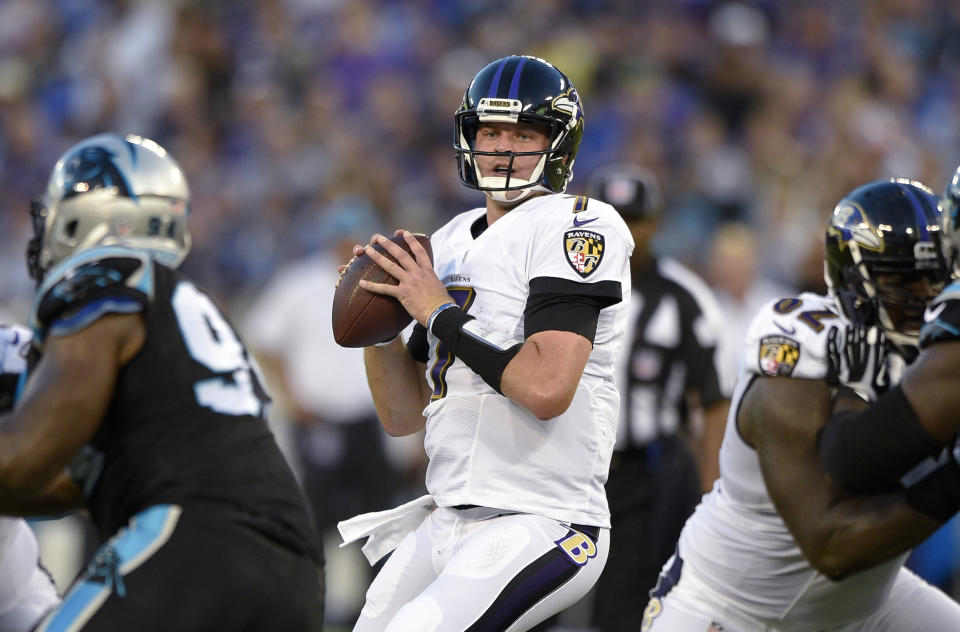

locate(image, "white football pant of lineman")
(0, 327), (61, 631)
(354, 507), (609, 631)
(643, 553), (960, 632)
(0, 517), (60, 632)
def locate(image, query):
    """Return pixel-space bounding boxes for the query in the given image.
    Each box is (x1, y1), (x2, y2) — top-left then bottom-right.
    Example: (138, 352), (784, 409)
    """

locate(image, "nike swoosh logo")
(774, 321), (796, 335)
(924, 303), (946, 323)
(573, 216), (598, 227)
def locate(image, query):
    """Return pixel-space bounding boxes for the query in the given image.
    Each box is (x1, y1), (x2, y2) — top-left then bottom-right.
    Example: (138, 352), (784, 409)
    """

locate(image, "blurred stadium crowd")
(3, 0), (960, 612)
(2, 0), (960, 316)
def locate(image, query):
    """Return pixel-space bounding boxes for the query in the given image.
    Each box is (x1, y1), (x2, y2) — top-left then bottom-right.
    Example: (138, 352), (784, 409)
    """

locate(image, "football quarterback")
(339, 55), (633, 631)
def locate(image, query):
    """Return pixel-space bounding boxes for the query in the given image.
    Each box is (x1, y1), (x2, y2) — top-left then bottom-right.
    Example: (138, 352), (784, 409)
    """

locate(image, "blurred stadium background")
(3, 0), (960, 628)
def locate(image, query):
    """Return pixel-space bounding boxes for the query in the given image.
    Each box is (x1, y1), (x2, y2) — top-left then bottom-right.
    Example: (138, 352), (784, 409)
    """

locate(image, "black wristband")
(431, 306), (522, 394)
(904, 448), (960, 522)
(819, 384), (942, 493)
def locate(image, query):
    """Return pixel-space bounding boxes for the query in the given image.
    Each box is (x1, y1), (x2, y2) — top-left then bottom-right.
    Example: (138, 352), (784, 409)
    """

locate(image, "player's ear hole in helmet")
(454, 55), (584, 205)
(824, 178), (950, 362)
(27, 133), (191, 284)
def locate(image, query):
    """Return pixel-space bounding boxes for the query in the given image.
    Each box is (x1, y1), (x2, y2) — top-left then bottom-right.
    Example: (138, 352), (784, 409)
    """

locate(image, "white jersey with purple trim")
(0, 517), (59, 630)
(676, 292), (908, 629)
(422, 193), (633, 528)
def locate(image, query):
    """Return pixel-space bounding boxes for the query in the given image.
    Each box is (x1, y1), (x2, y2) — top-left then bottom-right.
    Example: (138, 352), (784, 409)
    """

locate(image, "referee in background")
(587, 165), (731, 631)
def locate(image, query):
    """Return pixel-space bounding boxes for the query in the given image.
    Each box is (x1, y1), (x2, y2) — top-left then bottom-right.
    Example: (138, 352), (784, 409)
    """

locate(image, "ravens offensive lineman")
(820, 165), (960, 520)
(0, 325), (60, 632)
(337, 55), (633, 630)
(643, 180), (960, 630)
(0, 134), (323, 630)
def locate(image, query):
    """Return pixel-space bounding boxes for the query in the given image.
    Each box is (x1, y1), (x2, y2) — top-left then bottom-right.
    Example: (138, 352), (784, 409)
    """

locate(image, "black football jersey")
(30, 246), (318, 560)
(919, 282), (960, 350)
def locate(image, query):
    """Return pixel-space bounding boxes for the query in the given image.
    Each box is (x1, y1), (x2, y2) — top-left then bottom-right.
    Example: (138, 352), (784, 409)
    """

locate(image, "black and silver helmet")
(454, 55), (584, 204)
(824, 178), (950, 360)
(27, 133), (191, 283)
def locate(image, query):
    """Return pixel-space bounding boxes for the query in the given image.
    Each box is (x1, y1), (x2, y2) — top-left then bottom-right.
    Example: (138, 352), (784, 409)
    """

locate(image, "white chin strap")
(481, 179), (551, 204)
(475, 155), (549, 204)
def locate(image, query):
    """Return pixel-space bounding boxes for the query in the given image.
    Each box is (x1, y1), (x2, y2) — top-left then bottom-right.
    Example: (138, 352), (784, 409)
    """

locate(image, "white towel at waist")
(337, 494), (437, 565)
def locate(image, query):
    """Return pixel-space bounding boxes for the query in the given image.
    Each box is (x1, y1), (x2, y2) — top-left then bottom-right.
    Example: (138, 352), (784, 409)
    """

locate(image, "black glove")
(826, 324), (889, 400)
(903, 435), (960, 523)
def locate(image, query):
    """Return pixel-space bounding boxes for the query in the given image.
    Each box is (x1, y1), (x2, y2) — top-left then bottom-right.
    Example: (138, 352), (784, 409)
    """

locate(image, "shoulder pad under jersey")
(919, 281), (960, 348)
(30, 246), (154, 342)
(743, 292), (841, 380)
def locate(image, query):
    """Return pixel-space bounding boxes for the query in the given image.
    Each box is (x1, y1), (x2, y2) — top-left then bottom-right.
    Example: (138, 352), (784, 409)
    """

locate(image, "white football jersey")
(0, 517), (59, 622)
(677, 292), (907, 628)
(422, 193), (633, 528)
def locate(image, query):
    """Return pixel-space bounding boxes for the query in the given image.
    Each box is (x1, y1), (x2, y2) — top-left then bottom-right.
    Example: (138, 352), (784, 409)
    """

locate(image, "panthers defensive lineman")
(643, 180), (960, 631)
(337, 56), (632, 630)
(820, 165), (960, 520)
(0, 134), (323, 630)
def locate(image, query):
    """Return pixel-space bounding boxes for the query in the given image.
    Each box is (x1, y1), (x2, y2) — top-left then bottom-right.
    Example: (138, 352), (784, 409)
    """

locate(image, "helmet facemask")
(456, 108), (565, 204)
(833, 253), (946, 362)
(26, 198), (49, 283)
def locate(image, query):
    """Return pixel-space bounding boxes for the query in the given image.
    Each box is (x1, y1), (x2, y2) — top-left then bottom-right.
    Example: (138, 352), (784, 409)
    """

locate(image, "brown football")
(332, 233), (433, 348)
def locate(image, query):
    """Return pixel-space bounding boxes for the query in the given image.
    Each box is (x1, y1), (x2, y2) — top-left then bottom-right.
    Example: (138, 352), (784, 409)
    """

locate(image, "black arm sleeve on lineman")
(818, 384), (943, 493)
(406, 323), (429, 363)
(525, 277), (622, 342)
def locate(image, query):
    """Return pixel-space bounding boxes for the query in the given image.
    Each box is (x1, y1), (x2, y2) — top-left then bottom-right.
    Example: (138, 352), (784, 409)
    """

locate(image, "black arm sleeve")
(431, 307), (521, 394)
(903, 442), (960, 523)
(406, 323), (429, 363)
(817, 384), (943, 493)
(525, 277), (622, 342)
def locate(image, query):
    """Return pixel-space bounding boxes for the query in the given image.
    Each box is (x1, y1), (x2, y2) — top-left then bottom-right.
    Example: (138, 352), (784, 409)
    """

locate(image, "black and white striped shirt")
(616, 257), (729, 449)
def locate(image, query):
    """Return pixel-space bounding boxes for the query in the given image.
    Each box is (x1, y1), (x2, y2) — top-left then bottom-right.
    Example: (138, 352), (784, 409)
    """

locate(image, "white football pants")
(643, 552), (960, 631)
(353, 506), (608, 632)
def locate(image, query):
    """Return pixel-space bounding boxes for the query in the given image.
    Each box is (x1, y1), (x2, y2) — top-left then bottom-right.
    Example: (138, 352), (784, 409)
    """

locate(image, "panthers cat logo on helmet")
(61, 146), (134, 201)
(824, 178), (950, 361)
(454, 55), (584, 204)
(27, 133), (191, 283)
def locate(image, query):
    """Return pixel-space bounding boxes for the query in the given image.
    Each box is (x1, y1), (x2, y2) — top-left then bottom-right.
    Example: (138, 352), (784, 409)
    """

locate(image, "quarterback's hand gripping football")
(359, 231), (453, 326)
(826, 324), (889, 402)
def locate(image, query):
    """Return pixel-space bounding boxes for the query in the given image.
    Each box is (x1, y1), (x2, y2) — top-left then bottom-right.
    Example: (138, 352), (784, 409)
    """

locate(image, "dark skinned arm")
(0, 313), (145, 515)
(901, 340), (960, 444)
(741, 375), (941, 580)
